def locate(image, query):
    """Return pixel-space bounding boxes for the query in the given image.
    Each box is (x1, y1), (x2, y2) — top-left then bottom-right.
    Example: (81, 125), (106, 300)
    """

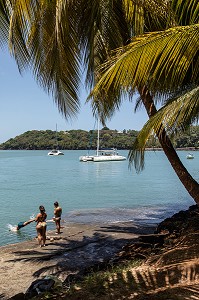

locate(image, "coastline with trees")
(0, 0), (198, 299)
(1, 125), (199, 151)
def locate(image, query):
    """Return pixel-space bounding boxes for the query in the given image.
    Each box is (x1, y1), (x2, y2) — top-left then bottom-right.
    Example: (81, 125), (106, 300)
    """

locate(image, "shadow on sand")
(7, 223), (153, 279)
(6, 224), (199, 299)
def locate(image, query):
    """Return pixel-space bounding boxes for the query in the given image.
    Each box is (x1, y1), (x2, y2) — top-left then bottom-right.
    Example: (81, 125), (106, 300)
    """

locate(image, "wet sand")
(0, 220), (156, 299)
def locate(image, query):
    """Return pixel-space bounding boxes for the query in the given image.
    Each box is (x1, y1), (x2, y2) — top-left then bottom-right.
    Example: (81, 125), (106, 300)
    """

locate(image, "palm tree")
(91, 23), (199, 203)
(0, 0), (199, 202)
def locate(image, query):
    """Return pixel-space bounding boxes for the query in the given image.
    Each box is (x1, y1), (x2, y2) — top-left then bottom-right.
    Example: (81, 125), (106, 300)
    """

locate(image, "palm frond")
(172, 0), (199, 25)
(78, 0), (130, 90)
(8, 0), (36, 70)
(13, 0), (81, 118)
(91, 25), (199, 101)
(0, 0), (10, 48)
(129, 86), (199, 172)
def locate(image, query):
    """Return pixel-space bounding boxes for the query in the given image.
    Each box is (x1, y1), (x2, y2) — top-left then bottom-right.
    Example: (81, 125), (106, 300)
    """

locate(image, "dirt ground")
(0, 221), (155, 299)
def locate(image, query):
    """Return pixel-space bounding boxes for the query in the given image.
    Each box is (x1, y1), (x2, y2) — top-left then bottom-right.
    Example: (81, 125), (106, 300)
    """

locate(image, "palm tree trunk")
(139, 86), (199, 204)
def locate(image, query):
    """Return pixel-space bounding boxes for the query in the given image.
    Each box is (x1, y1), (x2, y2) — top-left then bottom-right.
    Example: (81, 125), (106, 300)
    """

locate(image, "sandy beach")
(0, 220), (156, 299)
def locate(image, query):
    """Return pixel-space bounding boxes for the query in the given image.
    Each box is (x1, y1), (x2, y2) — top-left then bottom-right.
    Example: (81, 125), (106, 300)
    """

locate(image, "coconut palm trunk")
(139, 86), (199, 203)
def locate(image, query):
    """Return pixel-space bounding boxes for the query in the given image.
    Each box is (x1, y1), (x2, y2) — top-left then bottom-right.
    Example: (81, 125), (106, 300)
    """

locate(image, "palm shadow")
(67, 232), (199, 300)
(6, 224), (147, 279)
(98, 223), (156, 235)
(4, 227), (199, 300)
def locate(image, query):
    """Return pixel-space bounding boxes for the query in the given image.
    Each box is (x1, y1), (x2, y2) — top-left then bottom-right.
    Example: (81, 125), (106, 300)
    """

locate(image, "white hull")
(93, 155), (126, 162)
(48, 125), (64, 156)
(48, 150), (64, 156)
(79, 151), (126, 162)
(186, 154), (194, 159)
(79, 155), (94, 162)
(79, 119), (126, 163)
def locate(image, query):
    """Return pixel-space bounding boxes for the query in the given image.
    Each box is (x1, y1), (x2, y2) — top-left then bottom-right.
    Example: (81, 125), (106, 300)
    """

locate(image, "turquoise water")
(0, 150), (198, 246)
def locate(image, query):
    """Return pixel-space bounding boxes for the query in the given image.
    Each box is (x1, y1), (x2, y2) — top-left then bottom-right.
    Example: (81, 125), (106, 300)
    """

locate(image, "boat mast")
(96, 117), (100, 156)
(56, 123), (58, 149)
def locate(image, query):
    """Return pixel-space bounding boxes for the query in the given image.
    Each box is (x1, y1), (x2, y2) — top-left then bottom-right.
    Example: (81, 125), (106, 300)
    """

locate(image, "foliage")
(37, 259), (142, 300)
(0, 128), (138, 150)
(0, 126), (199, 150)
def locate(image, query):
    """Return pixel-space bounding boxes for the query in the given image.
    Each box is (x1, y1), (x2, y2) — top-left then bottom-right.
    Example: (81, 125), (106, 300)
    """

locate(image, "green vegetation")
(36, 259), (142, 300)
(1, 126), (199, 151)
(0, 129), (138, 150)
(0, 0), (198, 203)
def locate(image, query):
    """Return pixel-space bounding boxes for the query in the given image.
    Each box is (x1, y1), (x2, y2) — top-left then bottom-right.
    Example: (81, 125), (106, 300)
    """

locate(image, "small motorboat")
(48, 149), (64, 156)
(186, 153), (194, 159)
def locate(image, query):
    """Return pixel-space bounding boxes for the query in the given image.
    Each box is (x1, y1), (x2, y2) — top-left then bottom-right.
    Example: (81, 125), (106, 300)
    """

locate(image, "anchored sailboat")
(79, 119), (126, 162)
(48, 124), (64, 156)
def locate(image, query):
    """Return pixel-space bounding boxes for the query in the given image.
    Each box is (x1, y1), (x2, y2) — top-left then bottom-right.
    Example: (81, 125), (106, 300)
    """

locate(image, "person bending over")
(53, 201), (62, 234)
(16, 219), (35, 230)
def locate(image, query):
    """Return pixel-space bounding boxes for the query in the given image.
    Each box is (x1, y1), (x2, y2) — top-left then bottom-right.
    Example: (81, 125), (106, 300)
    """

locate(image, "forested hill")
(0, 126), (199, 150)
(0, 129), (138, 150)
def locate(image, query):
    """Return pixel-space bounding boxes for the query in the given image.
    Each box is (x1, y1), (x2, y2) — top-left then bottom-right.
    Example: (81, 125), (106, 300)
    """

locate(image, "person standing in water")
(35, 205), (47, 247)
(53, 201), (62, 234)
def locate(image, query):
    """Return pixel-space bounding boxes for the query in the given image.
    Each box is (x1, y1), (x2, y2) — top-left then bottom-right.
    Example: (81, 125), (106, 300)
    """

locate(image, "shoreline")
(0, 220), (156, 299)
(0, 147), (199, 151)
(1, 205), (199, 299)
(2, 205), (178, 248)
(1, 200), (191, 248)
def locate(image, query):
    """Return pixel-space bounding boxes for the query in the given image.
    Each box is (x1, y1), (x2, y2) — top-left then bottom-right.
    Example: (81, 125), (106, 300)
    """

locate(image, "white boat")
(48, 149), (64, 156)
(186, 153), (194, 159)
(79, 119), (126, 162)
(79, 154), (94, 162)
(93, 148), (126, 162)
(48, 124), (64, 156)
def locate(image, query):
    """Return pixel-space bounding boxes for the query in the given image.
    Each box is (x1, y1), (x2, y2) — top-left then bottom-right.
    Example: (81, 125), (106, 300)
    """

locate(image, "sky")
(0, 49), (148, 143)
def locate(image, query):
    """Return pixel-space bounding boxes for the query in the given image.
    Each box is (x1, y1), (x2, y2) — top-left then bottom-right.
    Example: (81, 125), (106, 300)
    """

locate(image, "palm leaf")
(0, 0), (10, 47)
(172, 0), (199, 25)
(2, 0), (198, 120)
(91, 25), (199, 105)
(8, 0), (36, 70)
(29, 0), (80, 118)
(129, 86), (199, 172)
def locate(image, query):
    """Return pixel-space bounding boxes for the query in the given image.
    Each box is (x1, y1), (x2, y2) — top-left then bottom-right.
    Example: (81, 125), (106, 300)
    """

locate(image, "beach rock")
(156, 204), (199, 234)
(25, 275), (62, 299)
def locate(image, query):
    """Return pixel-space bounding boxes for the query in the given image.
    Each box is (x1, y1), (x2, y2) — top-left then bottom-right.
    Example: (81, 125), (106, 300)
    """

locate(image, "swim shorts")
(17, 222), (25, 229)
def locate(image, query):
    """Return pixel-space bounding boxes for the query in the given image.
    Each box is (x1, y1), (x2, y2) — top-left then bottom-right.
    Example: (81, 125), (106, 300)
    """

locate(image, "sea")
(0, 149), (198, 247)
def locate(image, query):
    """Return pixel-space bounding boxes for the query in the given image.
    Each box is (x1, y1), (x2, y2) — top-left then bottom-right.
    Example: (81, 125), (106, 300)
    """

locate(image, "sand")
(0, 220), (156, 299)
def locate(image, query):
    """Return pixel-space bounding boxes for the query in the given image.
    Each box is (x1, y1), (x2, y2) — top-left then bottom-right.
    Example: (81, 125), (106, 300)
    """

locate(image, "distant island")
(0, 126), (199, 150)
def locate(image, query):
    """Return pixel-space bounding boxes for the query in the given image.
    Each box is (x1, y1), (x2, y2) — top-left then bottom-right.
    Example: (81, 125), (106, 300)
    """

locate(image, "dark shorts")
(17, 222), (25, 229)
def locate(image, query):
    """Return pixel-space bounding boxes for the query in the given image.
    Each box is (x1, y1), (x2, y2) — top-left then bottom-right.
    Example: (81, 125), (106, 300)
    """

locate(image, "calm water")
(0, 150), (198, 246)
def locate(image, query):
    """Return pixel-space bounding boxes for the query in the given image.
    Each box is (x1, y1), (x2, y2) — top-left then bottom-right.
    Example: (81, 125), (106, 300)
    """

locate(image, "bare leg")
(43, 226), (47, 246)
(55, 220), (61, 234)
(37, 230), (43, 246)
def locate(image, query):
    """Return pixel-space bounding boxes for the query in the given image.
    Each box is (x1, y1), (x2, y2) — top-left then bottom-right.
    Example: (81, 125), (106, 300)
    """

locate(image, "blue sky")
(0, 49), (148, 143)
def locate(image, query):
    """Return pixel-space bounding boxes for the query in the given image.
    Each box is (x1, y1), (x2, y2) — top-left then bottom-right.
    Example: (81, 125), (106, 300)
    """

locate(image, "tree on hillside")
(0, 0), (198, 202)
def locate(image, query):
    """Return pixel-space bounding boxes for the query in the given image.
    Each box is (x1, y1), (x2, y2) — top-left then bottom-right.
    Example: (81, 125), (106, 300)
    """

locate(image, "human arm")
(23, 219), (35, 226)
